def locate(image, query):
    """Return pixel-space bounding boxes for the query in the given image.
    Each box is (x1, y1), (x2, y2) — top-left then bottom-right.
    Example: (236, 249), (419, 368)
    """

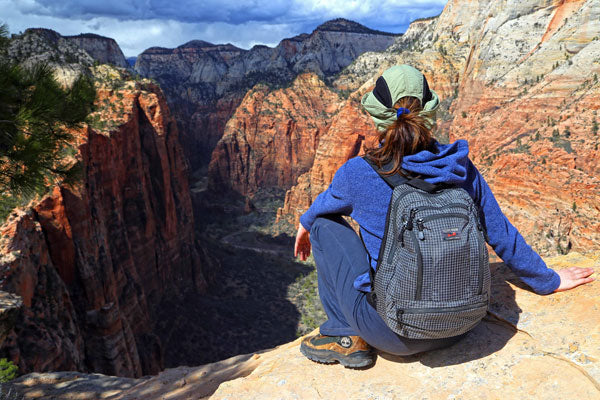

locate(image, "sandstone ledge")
(14, 252), (600, 399)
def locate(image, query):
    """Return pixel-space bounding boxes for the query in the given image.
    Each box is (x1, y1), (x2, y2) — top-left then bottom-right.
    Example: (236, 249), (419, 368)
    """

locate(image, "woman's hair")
(364, 96), (434, 176)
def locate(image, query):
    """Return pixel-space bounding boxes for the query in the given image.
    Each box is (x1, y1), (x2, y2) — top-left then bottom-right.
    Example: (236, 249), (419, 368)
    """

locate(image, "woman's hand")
(294, 224), (311, 261)
(554, 267), (595, 292)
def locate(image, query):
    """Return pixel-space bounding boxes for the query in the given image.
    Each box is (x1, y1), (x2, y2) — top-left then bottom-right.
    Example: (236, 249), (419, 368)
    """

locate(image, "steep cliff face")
(278, 0), (600, 255)
(208, 73), (342, 196)
(0, 69), (216, 377)
(12, 252), (600, 399)
(276, 97), (377, 226)
(135, 18), (399, 169)
(64, 33), (129, 68)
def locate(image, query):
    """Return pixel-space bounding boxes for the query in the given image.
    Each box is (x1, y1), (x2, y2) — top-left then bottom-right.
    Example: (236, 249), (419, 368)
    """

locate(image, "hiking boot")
(300, 334), (375, 368)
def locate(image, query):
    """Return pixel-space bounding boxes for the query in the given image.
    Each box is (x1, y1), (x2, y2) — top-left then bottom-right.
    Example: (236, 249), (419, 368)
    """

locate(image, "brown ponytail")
(364, 96), (433, 176)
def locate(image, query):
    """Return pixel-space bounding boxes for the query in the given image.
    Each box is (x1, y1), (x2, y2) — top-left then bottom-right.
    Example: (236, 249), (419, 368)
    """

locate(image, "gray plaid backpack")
(363, 157), (491, 339)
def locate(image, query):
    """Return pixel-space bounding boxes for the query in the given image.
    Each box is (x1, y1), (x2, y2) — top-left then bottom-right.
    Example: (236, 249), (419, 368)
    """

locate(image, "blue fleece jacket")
(300, 139), (561, 295)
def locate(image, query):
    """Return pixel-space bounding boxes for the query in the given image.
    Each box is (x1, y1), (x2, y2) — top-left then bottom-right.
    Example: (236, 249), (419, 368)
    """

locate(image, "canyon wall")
(276, 96), (377, 226)
(275, 0), (600, 255)
(439, 0), (600, 254)
(135, 18), (399, 169)
(0, 67), (216, 377)
(208, 73), (343, 196)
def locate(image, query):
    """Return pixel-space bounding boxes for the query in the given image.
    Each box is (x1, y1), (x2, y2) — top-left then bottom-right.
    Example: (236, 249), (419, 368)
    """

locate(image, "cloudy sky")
(1, 0), (446, 57)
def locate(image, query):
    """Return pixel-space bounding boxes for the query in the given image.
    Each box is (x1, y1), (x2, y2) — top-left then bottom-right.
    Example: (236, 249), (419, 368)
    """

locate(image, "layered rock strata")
(276, 97), (377, 226)
(135, 18), (399, 169)
(0, 68), (215, 377)
(208, 73), (343, 196)
(12, 252), (600, 399)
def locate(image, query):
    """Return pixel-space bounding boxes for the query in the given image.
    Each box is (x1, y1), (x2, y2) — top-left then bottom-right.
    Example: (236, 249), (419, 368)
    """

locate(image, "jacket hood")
(401, 139), (470, 185)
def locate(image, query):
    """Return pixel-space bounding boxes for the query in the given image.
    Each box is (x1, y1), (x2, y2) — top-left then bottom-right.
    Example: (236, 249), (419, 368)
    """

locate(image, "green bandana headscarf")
(361, 64), (440, 132)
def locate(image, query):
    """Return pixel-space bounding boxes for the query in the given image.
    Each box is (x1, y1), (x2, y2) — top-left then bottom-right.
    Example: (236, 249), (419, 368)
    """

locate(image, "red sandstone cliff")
(0, 68), (216, 377)
(208, 73), (342, 196)
(440, 0), (600, 254)
(276, 98), (377, 226)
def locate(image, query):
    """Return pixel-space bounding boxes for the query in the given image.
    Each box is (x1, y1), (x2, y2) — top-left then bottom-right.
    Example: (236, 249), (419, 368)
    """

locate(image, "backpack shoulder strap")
(362, 156), (439, 193)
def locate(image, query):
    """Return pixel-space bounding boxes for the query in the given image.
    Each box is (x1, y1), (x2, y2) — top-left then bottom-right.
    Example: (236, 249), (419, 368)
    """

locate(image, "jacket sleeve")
(299, 162), (353, 231)
(465, 160), (561, 294)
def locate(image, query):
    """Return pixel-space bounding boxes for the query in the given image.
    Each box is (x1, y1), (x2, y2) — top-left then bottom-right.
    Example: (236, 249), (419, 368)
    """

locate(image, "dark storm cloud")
(21, 0), (445, 27)
(21, 0), (293, 24)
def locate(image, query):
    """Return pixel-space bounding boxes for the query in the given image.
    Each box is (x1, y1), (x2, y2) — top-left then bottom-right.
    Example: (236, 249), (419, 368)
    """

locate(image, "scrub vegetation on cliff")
(0, 24), (96, 223)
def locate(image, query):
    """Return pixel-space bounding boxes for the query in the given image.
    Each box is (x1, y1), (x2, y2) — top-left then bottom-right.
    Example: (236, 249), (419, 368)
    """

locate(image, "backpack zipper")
(416, 218), (425, 240)
(409, 229), (424, 300)
(413, 203), (469, 213)
(399, 301), (489, 315)
(398, 208), (417, 246)
(478, 231), (486, 294)
(419, 212), (469, 223)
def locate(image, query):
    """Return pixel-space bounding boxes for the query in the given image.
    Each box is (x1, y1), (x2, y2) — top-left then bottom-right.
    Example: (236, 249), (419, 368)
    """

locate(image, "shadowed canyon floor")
(152, 186), (326, 367)
(11, 252), (599, 399)
(153, 240), (314, 367)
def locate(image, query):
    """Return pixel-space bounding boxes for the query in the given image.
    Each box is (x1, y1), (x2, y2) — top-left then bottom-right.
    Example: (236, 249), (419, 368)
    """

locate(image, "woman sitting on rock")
(294, 64), (595, 368)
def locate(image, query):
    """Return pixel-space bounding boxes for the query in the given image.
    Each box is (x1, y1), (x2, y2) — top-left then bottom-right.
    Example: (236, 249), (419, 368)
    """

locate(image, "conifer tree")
(0, 24), (95, 219)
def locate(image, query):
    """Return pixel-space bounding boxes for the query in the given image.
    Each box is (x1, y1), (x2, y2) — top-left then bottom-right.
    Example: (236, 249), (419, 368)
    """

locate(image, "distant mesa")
(140, 40), (246, 55)
(134, 17), (398, 170)
(17, 28), (128, 69)
(314, 18), (401, 36)
(63, 32), (129, 68)
(64, 32), (113, 40)
(21, 27), (62, 42)
(178, 40), (245, 52)
(178, 39), (216, 48)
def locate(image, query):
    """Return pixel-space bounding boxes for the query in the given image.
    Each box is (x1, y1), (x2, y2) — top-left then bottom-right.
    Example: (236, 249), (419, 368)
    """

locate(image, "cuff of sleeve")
(299, 213), (313, 232)
(535, 270), (561, 295)
(353, 272), (372, 292)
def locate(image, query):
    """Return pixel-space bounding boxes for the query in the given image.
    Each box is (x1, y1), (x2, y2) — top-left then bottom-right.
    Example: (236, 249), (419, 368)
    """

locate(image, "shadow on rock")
(380, 262), (522, 368)
(153, 233), (310, 367)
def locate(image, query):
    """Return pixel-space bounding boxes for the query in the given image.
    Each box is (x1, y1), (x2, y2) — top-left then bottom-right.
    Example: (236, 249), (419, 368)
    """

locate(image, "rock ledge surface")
(12, 252), (600, 399)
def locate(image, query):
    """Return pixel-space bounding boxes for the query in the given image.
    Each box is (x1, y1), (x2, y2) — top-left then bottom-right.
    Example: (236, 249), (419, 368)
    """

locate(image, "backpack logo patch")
(442, 229), (461, 241)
